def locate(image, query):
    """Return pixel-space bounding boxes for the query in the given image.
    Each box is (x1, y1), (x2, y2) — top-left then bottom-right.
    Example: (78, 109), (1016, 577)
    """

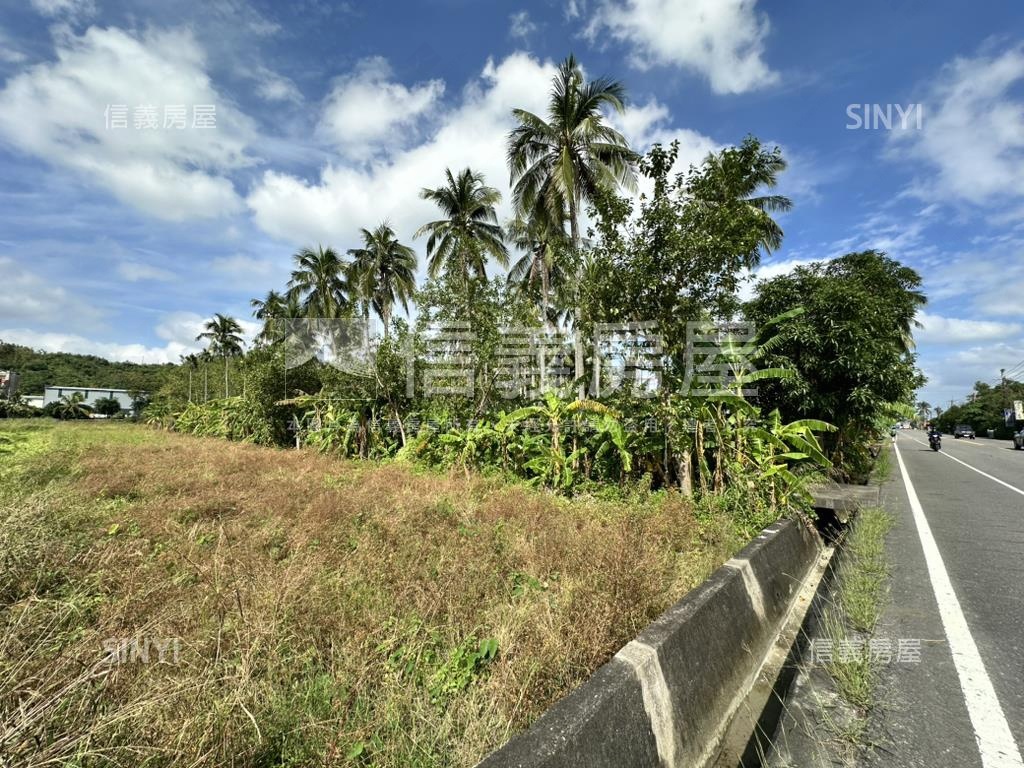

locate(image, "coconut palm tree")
(287, 245), (350, 319)
(506, 213), (569, 327)
(507, 54), (637, 254)
(507, 55), (637, 396)
(347, 222), (417, 339)
(414, 167), (509, 286)
(198, 349), (212, 402)
(196, 313), (245, 398)
(181, 353), (200, 402)
(251, 290), (304, 345)
(691, 138), (792, 254)
(251, 289), (285, 342)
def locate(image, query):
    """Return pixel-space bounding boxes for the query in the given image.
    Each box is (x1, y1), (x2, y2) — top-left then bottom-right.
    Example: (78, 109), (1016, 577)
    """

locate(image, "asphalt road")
(861, 430), (1024, 767)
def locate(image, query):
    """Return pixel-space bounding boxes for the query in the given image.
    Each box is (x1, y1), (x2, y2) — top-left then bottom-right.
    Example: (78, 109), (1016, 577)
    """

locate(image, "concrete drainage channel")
(475, 504), (861, 768)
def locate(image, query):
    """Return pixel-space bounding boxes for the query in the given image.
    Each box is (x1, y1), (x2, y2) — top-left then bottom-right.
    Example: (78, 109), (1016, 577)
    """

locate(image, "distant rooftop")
(44, 386), (137, 393)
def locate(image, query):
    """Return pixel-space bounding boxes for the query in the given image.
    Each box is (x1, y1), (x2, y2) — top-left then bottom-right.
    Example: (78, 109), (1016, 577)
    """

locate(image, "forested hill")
(0, 341), (173, 396)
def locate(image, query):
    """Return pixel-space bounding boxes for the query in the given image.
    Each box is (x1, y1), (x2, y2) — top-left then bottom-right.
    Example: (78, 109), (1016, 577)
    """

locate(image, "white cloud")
(249, 53), (720, 260)
(605, 96), (718, 221)
(29, 0), (95, 20)
(249, 52), (559, 248)
(915, 310), (1022, 345)
(0, 327), (193, 364)
(158, 310), (259, 354)
(116, 261), (176, 282)
(0, 26), (257, 221)
(253, 66), (302, 103)
(208, 253), (285, 290)
(584, 0), (779, 94)
(0, 27), (27, 63)
(611, 97), (717, 164)
(918, 339), (1024, 407)
(1, 309), (262, 365)
(317, 57), (445, 160)
(889, 42), (1024, 209)
(509, 10), (537, 39)
(163, 311), (260, 349)
(925, 235), (1024, 317)
(0, 256), (104, 327)
(155, 311), (212, 349)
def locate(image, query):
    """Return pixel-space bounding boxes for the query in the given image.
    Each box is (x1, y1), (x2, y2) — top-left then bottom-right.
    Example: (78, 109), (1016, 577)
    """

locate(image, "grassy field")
(0, 420), (749, 767)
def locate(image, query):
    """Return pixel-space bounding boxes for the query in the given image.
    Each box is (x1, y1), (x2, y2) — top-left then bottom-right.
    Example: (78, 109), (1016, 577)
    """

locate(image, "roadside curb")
(476, 518), (825, 768)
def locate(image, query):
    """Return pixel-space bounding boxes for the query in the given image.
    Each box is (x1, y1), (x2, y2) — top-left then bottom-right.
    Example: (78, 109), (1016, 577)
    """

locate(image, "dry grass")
(0, 420), (746, 767)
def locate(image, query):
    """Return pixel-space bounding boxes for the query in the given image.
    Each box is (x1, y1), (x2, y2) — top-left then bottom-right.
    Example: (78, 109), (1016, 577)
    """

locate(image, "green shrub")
(172, 397), (276, 445)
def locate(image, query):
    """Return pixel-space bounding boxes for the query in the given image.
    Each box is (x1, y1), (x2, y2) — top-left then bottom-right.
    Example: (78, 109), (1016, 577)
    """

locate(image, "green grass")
(838, 507), (893, 633)
(0, 420), (749, 767)
(870, 443), (893, 484)
(821, 506), (894, 730)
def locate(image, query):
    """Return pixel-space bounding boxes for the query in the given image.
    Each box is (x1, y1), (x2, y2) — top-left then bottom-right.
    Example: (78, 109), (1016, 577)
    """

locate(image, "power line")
(1003, 359), (1024, 380)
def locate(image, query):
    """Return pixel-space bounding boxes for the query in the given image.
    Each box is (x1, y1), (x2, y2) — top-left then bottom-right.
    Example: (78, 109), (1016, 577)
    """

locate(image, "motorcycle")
(928, 432), (941, 451)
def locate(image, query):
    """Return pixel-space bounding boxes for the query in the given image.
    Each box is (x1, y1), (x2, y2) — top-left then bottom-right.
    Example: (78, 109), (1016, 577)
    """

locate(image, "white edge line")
(894, 441), (1024, 768)
(901, 433), (1024, 497)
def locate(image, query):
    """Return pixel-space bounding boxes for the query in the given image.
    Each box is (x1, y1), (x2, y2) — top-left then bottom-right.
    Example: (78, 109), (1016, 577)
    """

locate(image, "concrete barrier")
(476, 518), (822, 768)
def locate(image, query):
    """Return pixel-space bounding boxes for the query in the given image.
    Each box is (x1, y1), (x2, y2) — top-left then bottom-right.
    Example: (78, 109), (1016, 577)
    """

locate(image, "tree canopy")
(744, 250), (926, 475)
(0, 341), (172, 396)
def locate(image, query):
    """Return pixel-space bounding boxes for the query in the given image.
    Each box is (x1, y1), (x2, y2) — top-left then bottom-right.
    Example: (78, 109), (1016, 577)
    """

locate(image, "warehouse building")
(43, 386), (138, 412)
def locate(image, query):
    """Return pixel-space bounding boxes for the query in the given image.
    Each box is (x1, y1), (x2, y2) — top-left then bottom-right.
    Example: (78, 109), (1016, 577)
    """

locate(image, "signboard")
(0, 370), (18, 399)
(1005, 408), (1016, 427)
(1015, 400), (1024, 421)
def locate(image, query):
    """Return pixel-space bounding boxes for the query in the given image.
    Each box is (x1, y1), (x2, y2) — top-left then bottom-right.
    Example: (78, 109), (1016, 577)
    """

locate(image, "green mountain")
(0, 341), (174, 397)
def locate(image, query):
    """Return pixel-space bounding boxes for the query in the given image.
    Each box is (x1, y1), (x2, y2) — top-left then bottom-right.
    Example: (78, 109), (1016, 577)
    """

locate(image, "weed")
(816, 505), (895, 758)
(0, 421), (748, 767)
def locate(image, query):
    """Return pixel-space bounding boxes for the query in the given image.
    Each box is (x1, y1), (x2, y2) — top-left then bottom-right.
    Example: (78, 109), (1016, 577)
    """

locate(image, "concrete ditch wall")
(476, 518), (822, 768)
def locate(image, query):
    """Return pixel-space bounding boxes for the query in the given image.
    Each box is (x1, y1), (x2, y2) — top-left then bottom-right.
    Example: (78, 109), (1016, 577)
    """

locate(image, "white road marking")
(894, 442), (1024, 768)
(901, 433), (1024, 497)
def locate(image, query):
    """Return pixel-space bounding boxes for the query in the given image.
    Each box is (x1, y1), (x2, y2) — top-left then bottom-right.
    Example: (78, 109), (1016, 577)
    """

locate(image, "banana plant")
(524, 443), (589, 490)
(589, 413), (633, 480)
(502, 389), (615, 456)
(438, 420), (499, 474)
(143, 401), (175, 429)
(500, 389), (622, 489)
(736, 409), (835, 507)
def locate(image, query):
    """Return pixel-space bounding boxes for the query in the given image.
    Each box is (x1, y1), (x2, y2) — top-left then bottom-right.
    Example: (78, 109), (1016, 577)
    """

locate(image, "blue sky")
(1, 0), (1023, 408)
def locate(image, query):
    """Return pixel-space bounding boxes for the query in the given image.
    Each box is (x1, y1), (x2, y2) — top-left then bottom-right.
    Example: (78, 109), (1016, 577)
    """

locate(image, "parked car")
(953, 424), (976, 439)
(1014, 429), (1024, 450)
